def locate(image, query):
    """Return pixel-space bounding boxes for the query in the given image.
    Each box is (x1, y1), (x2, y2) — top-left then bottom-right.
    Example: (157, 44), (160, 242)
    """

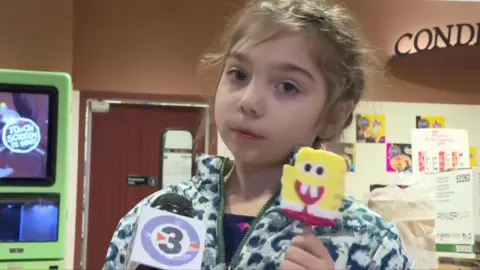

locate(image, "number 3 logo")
(141, 214), (201, 266)
(158, 226), (184, 255)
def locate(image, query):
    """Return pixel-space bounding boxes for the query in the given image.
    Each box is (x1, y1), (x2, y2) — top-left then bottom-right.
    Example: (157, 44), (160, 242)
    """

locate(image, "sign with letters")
(394, 23), (480, 57)
(411, 129), (470, 174)
(127, 175), (158, 187)
(434, 168), (480, 254)
(160, 128), (194, 188)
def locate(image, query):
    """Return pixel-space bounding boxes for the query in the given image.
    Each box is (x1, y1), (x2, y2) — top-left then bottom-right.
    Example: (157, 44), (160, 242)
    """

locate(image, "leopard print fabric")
(103, 154), (411, 270)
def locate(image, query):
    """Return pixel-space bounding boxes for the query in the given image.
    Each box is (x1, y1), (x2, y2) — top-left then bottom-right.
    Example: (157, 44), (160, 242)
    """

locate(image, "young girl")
(104, 0), (411, 269)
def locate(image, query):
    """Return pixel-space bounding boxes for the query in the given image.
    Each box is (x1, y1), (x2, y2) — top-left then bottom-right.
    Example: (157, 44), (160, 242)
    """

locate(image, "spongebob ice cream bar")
(280, 147), (347, 226)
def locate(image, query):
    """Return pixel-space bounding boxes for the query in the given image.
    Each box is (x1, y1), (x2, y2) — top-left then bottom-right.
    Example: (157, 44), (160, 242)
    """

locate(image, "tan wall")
(72, 0), (245, 96)
(0, 0), (73, 73)
(1, 0), (479, 103)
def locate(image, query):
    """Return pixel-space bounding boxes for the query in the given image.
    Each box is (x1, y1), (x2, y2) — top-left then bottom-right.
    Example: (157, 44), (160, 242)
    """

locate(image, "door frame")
(73, 90), (216, 270)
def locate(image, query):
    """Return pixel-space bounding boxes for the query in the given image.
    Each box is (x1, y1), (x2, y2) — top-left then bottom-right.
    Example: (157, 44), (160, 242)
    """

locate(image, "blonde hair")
(200, 0), (375, 148)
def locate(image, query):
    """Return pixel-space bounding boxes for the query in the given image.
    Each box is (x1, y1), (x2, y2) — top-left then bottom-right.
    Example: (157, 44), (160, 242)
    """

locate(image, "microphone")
(125, 193), (206, 270)
(150, 193), (195, 217)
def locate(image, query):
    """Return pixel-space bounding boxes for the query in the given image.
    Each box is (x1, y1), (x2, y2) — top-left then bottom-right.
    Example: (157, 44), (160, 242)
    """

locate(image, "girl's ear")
(317, 100), (355, 140)
(336, 100), (355, 128)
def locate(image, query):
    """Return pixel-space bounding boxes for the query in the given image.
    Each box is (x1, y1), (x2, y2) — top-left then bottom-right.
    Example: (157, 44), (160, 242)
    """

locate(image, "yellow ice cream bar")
(280, 147), (347, 226)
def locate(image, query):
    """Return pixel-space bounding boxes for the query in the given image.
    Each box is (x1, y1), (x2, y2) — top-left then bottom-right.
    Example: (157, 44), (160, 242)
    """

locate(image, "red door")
(84, 103), (205, 269)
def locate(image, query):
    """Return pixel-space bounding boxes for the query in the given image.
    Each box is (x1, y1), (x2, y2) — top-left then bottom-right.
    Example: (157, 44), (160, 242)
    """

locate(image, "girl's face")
(215, 33), (329, 165)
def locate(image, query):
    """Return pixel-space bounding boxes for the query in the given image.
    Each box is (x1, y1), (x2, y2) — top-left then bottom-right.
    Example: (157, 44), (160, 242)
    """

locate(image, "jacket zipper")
(216, 159), (281, 269)
(217, 160), (227, 266)
(229, 189), (280, 269)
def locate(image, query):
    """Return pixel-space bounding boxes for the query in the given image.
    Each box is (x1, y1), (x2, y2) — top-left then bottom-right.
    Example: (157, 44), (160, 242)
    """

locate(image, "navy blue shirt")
(223, 213), (255, 265)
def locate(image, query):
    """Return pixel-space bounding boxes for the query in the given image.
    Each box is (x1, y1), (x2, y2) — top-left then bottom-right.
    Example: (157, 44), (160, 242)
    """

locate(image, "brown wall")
(0, 0), (73, 73)
(73, 0), (244, 96)
(0, 0), (242, 97)
(2, 0), (479, 104)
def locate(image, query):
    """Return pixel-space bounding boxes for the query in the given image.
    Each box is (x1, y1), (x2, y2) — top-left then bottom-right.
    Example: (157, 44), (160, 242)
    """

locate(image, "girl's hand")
(280, 225), (335, 269)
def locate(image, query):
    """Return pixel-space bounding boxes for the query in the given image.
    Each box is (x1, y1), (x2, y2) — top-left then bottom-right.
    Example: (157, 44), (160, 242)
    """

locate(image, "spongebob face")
(292, 148), (344, 205)
(293, 149), (329, 205)
(280, 147), (347, 226)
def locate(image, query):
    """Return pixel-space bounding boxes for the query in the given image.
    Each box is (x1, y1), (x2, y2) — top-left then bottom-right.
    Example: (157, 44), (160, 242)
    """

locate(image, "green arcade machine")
(0, 69), (71, 270)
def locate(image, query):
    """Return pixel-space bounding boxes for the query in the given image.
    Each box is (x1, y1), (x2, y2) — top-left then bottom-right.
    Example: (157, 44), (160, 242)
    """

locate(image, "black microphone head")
(150, 193), (194, 218)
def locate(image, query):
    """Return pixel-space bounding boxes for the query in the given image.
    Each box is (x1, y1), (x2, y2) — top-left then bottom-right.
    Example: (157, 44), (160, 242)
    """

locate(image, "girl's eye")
(226, 69), (248, 82)
(277, 82), (299, 94)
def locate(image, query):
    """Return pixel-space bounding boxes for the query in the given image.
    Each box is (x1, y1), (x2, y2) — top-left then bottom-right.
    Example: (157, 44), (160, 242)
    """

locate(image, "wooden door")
(84, 103), (204, 269)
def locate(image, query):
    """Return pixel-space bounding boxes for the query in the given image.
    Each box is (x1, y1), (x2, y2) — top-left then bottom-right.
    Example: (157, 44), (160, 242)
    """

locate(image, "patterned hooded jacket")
(103, 154), (411, 270)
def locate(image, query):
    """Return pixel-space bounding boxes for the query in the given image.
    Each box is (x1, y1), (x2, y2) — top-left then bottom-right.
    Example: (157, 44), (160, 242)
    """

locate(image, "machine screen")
(0, 87), (55, 182)
(0, 193), (59, 242)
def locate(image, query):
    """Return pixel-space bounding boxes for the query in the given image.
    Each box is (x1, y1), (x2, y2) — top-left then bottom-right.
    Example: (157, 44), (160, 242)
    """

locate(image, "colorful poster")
(355, 114), (386, 143)
(416, 115), (445, 129)
(343, 143), (356, 172)
(470, 146), (477, 168)
(386, 143), (412, 172)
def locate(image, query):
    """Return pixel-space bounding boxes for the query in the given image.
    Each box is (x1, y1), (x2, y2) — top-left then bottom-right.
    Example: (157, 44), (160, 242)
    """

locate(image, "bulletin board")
(217, 101), (480, 200)
(342, 101), (480, 200)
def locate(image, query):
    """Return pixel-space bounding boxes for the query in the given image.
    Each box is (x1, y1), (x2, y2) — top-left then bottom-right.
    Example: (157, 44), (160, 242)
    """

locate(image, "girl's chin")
(229, 147), (287, 166)
(229, 147), (262, 162)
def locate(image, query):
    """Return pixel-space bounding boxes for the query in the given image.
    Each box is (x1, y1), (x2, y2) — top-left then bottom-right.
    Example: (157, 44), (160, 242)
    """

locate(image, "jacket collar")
(191, 153), (228, 199)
